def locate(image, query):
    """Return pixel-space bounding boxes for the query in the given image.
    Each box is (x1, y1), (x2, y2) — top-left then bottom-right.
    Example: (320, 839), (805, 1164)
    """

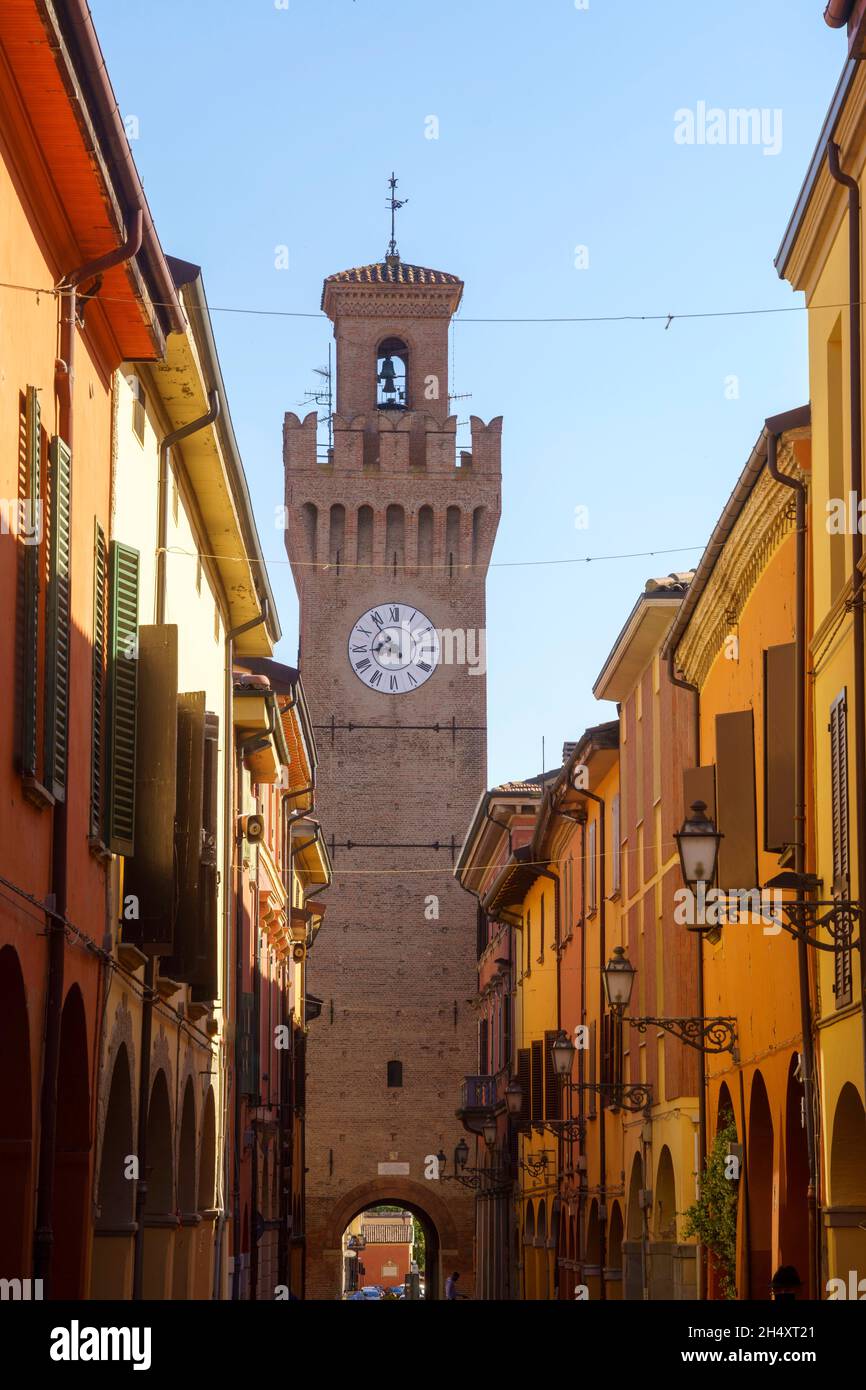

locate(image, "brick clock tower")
(284, 244), (501, 1299)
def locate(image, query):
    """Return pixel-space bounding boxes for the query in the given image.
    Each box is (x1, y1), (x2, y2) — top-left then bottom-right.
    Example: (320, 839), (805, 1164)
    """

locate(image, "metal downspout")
(156, 391), (220, 625)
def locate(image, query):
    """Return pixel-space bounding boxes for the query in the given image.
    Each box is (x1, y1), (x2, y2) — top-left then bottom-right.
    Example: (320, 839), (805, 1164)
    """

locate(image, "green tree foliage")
(683, 1121), (739, 1299)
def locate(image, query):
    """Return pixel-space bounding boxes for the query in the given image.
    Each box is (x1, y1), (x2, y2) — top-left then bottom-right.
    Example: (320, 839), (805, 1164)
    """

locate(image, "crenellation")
(469, 414), (503, 474)
(283, 410), (318, 470)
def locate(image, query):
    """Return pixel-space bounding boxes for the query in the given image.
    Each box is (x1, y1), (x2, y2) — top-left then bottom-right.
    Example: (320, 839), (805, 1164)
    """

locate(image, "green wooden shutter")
(44, 437), (71, 801)
(90, 520), (108, 840)
(21, 387), (41, 778)
(106, 541), (140, 854)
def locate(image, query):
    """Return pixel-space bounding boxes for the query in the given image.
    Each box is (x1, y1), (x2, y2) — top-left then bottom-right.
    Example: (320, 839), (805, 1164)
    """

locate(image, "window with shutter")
(530, 1039), (543, 1125)
(21, 387), (41, 780)
(165, 693), (205, 983)
(479, 1017), (489, 1074)
(192, 712), (220, 1002)
(90, 520), (108, 840)
(44, 437), (71, 801)
(476, 904), (487, 959)
(588, 820), (597, 912)
(516, 1046), (531, 1130)
(829, 691), (852, 1009)
(106, 542), (140, 854)
(611, 794), (622, 895)
(715, 710), (758, 890)
(122, 625), (178, 952)
(238, 990), (256, 1096)
(525, 909), (531, 977)
(764, 643), (796, 852)
(600, 1014), (624, 1094)
(543, 1029), (561, 1120)
(503, 993), (512, 1074)
(587, 1020), (597, 1118)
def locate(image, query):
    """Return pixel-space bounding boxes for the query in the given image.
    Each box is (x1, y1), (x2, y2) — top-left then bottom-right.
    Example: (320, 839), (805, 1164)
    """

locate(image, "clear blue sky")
(91, 0), (843, 787)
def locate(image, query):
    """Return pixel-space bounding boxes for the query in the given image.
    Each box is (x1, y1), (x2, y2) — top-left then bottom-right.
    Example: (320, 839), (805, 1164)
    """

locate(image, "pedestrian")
(445, 1271), (463, 1300)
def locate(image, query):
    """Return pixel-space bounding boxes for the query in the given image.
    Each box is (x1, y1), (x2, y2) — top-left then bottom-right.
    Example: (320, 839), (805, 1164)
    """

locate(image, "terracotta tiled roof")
(324, 260), (462, 289)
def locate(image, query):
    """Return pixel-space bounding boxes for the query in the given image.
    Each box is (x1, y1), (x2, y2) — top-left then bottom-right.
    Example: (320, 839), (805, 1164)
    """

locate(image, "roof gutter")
(54, 0), (185, 336)
(825, 0), (856, 27)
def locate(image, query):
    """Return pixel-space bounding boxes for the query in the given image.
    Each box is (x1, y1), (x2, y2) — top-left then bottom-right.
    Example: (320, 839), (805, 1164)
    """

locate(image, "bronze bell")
(378, 355), (397, 396)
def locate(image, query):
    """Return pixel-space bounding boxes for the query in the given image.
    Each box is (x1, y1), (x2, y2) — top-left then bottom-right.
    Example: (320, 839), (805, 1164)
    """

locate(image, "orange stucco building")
(0, 0), (179, 1296)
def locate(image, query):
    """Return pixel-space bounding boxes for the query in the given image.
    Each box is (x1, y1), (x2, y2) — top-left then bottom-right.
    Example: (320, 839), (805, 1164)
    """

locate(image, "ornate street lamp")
(765, 870), (862, 955)
(549, 1024), (653, 1116)
(505, 1079), (523, 1117)
(482, 1113), (498, 1148)
(603, 946), (738, 1056)
(674, 800), (723, 893)
(455, 1137), (470, 1171)
(551, 1029), (576, 1078)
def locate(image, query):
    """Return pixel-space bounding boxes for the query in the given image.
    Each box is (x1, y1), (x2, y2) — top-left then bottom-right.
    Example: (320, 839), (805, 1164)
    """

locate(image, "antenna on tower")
(386, 172), (408, 261)
(300, 341), (333, 453)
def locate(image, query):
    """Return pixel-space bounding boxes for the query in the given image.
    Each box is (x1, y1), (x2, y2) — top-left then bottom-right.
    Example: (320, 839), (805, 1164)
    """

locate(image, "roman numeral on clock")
(369, 670), (383, 687)
(354, 658), (371, 673)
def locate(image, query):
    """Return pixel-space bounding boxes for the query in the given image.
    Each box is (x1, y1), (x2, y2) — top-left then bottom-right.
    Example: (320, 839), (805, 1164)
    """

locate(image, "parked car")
(360, 1285), (383, 1299)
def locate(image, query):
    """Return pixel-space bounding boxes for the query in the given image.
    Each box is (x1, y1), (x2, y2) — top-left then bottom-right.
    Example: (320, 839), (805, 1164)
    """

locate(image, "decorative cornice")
(677, 442), (807, 687)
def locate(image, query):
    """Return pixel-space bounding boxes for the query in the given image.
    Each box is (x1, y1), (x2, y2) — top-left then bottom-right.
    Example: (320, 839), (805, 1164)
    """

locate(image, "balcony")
(456, 1075), (499, 1138)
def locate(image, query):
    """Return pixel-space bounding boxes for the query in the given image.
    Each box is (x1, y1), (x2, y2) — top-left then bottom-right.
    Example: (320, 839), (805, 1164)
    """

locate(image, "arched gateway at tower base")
(319, 1178), (460, 1300)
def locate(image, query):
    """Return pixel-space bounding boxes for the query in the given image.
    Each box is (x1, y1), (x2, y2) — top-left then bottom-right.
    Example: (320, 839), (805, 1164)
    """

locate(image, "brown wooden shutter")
(106, 541), (140, 853)
(44, 437), (71, 801)
(543, 1029), (561, 1120)
(516, 1047), (531, 1130)
(90, 520), (108, 840)
(764, 643), (796, 852)
(587, 1019), (597, 1118)
(682, 765), (716, 822)
(192, 712), (220, 1002)
(21, 387), (41, 778)
(123, 625), (178, 953)
(479, 1017), (489, 1074)
(715, 710), (758, 890)
(829, 691), (852, 1008)
(830, 690), (850, 895)
(530, 1039), (543, 1125)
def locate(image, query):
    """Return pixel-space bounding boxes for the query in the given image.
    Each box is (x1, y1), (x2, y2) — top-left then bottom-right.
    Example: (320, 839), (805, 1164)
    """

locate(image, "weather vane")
(386, 172), (407, 260)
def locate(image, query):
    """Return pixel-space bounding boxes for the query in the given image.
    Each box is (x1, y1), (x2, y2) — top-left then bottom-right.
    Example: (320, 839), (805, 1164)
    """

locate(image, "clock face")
(348, 603), (440, 695)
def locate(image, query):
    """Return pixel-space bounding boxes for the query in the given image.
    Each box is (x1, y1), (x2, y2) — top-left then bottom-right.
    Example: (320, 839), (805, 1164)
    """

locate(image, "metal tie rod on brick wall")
(316, 715), (487, 744)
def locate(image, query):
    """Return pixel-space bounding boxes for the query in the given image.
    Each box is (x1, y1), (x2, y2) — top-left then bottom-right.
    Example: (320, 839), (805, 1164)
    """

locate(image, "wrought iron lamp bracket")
(623, 1014), (738, 1056)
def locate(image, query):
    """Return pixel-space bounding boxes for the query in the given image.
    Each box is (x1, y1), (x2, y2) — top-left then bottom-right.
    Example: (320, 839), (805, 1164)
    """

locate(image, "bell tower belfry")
(284, 223), (501, 1298)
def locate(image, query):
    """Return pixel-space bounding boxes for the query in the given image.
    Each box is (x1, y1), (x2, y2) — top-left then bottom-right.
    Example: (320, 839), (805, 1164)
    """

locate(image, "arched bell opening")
(377, 337), (408, 409)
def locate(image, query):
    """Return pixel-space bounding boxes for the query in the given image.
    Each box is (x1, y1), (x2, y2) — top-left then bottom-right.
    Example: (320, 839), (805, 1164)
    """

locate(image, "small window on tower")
(387, 1060), (403, 1088)
(377, 338), (408, 409)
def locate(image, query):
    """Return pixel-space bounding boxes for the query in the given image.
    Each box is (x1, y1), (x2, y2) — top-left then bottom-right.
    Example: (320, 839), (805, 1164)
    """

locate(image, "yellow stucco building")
(777, 39), (866, 1286)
